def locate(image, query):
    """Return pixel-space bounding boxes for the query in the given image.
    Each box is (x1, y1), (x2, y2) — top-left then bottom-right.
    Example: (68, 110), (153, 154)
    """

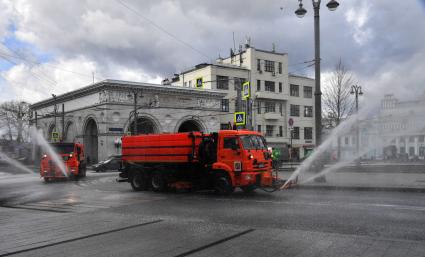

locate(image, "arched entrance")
(47, 124), (56, 142)
(64, 122), (76, 143)
(178, 119), (203, 132)
(84, 118), (98, 164)
(128, 117), (158, 135)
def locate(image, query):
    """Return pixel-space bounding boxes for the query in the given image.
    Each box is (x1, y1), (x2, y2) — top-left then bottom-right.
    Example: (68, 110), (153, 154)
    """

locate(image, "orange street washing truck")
(40, 143), (87, 182)
(120, 130), (281, 194)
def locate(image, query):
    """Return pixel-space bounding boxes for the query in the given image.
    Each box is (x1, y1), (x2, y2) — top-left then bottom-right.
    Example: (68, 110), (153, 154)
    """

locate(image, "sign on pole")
(234, 112), (246, 126)
(288, 118), (294, 127)
(195, 77), (203, 88)
(242, 81), (250, 99)
(52, 131), (59, 140)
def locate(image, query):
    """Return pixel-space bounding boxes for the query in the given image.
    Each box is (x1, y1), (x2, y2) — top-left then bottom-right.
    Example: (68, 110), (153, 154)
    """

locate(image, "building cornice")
(30, 79), (227, 110)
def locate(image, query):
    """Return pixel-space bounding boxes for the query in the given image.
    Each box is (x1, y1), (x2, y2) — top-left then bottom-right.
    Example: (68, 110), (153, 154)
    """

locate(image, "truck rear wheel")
(131, 171), (148, 191)
(151, 173), (167, 192)
(214, 175), (234, 195)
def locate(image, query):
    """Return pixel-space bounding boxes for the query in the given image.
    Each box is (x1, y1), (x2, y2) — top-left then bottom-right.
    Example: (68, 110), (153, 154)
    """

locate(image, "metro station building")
(30, 80), (226, 163)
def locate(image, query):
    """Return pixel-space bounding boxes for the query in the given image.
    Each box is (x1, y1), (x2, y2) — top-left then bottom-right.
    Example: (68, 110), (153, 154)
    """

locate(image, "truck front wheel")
(130, 171), (148, 191)
(214, 175), (234, 195)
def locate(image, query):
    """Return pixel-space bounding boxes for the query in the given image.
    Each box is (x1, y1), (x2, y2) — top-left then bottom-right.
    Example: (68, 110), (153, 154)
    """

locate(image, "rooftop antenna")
(245, 36), (251, 48)
(92, 71), (95, 84)
(232, 32), (236, 52)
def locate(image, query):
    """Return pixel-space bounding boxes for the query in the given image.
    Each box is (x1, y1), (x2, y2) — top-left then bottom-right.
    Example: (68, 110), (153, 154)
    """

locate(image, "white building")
(170, 45), (316, 159)
(326, 93), (425, 161)
(30, 80), (226, 163)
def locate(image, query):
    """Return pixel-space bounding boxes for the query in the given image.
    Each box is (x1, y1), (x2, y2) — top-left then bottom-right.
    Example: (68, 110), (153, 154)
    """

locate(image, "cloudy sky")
(0, 0), (424, 104)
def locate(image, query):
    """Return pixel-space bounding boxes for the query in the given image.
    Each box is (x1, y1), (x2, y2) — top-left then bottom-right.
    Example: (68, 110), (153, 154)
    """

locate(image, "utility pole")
(351, 85), (363, 162)
(236, 78), (242, 129)
(52, 94), (57, 140)
(62, 104), (65, 142)
(133, 91), (138, 135)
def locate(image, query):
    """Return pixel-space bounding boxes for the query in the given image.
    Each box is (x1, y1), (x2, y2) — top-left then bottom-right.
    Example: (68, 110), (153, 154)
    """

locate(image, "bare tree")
(0, 101), (31, 143)
(323, 59), (356, 159)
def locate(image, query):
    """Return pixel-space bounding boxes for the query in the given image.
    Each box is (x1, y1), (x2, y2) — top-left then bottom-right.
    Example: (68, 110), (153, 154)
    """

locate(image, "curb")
(296, 184), (425, 193)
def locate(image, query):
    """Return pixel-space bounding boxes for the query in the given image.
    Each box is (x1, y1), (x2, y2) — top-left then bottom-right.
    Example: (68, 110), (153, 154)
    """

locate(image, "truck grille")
(255, 174), (261, 186)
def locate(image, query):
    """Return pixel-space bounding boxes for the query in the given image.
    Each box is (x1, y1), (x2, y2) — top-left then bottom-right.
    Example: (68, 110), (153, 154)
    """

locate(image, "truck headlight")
(244, 174), (253, 180)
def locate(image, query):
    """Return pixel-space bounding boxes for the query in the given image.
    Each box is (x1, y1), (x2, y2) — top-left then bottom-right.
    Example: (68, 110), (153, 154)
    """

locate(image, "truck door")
(219, 136), (242, 172)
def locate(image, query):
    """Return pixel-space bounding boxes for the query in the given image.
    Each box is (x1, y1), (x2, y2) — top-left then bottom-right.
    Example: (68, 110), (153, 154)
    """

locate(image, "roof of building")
(180, 62), (249, 75)
(289, 73), (314, 80)
(30, 79), (227, 109)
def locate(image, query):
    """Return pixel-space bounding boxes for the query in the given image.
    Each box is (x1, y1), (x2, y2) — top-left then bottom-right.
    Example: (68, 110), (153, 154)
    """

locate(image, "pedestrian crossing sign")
(52, 131), (59, 140)
(242, 81), (250, 99)
(234, 112), (246, 126)
(195, 77), (203, 88)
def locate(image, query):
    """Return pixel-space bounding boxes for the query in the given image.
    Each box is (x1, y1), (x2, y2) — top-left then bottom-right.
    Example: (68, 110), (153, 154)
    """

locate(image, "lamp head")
(326, 0), (339, 11)
(295, 0), (307, 18)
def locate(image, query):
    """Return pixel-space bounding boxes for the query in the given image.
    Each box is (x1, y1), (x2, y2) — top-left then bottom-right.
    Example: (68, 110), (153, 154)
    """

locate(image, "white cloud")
(345, 2), (373, 45)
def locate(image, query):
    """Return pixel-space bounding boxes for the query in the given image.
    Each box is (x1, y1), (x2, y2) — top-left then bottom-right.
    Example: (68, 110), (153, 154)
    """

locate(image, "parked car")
(92, 155), (122, 172)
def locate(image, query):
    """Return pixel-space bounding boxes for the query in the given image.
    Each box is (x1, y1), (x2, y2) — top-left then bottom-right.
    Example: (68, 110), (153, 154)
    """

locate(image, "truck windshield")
(240, 135), (267, 150)
(53, 145), (74, 154)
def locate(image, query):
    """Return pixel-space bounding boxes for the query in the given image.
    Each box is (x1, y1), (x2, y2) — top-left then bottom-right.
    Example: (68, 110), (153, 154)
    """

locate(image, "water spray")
(0, 151), (35, 175)
(30, 127), (67, 177)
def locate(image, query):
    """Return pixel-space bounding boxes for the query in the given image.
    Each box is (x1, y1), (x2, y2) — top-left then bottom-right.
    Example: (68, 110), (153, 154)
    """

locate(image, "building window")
(266, 125), (274, 137)
(265, 81), (275, 92)
(188, 81), (192, 87)
(409, 136), (415, 143)
(234, 77), (245, 90)
(290, 104), (300, 116)
(220, 123), (230, 130)
(419, 135), (425, 142)
(235, 100), (247, 112)
(304, 106), (313, 117)
(279, 103), (283, 114)
(257, 80), (261, 91)
(217, 75), (229, 90)
(221, 99), (229, 112)
(264, 60), (275, 72)
(409, 147), (415, 156)
(279, 82), (282, 93)
(304, 127), (313, 140)
(304, 86), (312, 98)
(258, 125), (261, 133)
(278, 62), (282, 74)
(257, 59), (261, 71)
(265, 102), (275, 113)
(290, 84), (299, 97)
(184, 82), (187, 87)
(257, 102), (261, 114)
(292, 127), (300, 139)
(279, 126), (283, 137)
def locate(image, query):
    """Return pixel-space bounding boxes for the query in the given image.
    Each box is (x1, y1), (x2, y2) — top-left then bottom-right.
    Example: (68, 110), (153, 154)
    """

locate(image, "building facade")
(326, 93), (425, 161)
(30, 80), (226, 163)
(170, 46), (316, 159)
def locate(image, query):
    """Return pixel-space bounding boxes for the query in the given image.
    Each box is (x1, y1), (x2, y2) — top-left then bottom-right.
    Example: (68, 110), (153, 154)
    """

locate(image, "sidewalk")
(279, 170), (425, 192)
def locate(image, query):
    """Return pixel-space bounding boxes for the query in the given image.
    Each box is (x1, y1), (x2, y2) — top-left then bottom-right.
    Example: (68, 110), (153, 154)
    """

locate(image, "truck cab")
(210, 130), (274, 193)
(40, 143), (86, 182)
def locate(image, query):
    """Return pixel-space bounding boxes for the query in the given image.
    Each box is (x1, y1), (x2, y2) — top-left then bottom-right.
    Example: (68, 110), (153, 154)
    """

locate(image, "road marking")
(173, 228), (254, 257)
(190, 196), (425, 212)
(0, 220), (163, 257)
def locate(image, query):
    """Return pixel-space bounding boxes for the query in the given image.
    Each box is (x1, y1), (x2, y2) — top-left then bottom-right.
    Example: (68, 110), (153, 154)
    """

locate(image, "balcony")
(255, 91), (288, 100)
(264, 112), (282, 120)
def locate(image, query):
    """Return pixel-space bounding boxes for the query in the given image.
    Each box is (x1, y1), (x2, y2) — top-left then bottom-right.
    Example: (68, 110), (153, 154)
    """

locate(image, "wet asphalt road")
(1, 166), (425, 256)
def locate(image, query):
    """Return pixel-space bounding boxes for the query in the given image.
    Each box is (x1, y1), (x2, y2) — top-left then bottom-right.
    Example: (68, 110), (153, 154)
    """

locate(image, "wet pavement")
(1, 166), (425, 256)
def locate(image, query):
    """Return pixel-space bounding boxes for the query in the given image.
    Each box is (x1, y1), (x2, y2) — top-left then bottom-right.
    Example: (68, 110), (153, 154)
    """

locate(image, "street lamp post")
(51, 94), (57, 140)
(128, 90), (142, 135)
(295, 0), (339, 147)
(350, 84), (363, 159)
